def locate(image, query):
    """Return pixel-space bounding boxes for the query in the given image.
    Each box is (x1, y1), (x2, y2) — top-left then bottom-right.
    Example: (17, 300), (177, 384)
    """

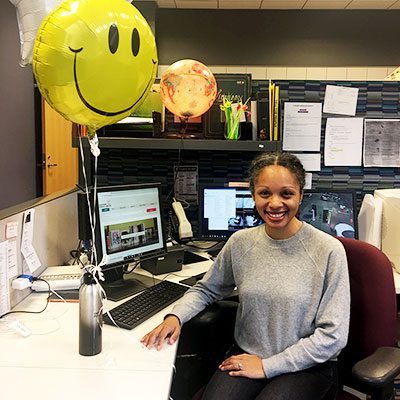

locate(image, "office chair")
(174, 238), (400, 400)
(335, 237), (400, 400)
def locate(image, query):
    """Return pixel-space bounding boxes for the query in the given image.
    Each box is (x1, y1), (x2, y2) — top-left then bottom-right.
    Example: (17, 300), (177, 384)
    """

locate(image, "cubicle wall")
(253, 79), (400, 206)
(0, 190), (79, 309)
(88, 79), (400, 236)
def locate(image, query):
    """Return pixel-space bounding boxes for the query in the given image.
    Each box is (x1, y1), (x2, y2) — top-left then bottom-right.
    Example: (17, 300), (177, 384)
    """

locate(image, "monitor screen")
(198, 185), (262, 241)
(299, 190), (358, 239)
(92, 183), (167, 300)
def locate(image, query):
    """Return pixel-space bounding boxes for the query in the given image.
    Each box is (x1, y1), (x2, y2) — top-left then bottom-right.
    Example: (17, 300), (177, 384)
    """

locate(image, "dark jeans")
(202, 344), (337, 400)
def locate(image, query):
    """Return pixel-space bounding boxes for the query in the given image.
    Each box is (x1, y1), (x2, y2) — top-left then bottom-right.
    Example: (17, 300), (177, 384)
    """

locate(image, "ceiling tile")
(260, 1), (307, 9)
(219, 0), (262, 9)
(175, 0), (218, 9)
(346, 0), (394, 9)
(303, 1), (352, 9)
(388, 0), (400, 8)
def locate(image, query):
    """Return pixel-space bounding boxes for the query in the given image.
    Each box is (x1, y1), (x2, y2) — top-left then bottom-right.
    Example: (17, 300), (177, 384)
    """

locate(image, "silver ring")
(238, 362), (243, 370)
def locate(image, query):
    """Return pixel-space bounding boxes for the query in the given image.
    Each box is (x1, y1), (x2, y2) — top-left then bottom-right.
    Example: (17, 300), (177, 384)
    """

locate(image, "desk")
(0, 258), (213, 400)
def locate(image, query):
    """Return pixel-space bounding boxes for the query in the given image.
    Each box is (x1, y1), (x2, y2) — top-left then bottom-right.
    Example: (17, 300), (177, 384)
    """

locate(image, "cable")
(165, 145), (182, 203)
(0, 278), (51, 319)
(185, 241), (225, 251)
(123, 260), (141, 275)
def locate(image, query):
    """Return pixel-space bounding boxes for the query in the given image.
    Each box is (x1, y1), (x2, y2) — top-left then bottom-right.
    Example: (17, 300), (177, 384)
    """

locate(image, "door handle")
(47, 163), (58, 167)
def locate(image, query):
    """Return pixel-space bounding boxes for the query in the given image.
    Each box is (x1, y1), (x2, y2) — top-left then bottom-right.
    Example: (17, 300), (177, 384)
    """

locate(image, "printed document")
(363, 119), (400, 167)
(323, 85), (359, 116)
(293, 153), (321, 171)
(324, 118), (363, 166)
(283, 103), (322, 151)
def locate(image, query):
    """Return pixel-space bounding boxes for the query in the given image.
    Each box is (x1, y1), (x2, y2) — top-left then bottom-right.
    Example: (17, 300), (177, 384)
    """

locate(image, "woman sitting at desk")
(141, 152), (350, 400)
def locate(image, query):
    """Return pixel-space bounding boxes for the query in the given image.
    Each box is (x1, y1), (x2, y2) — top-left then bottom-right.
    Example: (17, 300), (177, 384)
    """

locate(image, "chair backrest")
(336, 237), (397, 381)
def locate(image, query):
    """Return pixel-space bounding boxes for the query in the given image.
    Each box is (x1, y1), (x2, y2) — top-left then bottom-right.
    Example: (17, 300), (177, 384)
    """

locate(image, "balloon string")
(179, 117), (189, 135)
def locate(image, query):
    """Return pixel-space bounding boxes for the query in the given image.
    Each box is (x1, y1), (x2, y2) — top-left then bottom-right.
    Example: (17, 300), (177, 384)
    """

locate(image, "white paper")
(283, 103), (322, 151)
(5, 222), (18, 239)
(324, 118), (364, 166)
(304, 173), (313, 190)
(0, 241), (10, 316)
(7, 240), (18, 279)
(323, 85), (359, 116)
(174, 165), (198, 204)
(21, 244), (42, 273)
(21, 209), (41, 273)
(292, 153), (321, 171)
(363, 119), (400, 167)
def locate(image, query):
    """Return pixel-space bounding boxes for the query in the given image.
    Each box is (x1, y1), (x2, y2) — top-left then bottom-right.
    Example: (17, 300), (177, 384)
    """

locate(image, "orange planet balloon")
(160, 59), (217, 118)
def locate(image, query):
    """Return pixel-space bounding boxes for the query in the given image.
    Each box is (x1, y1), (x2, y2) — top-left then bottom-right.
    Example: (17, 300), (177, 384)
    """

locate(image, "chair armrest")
(352, 346), (400, 388)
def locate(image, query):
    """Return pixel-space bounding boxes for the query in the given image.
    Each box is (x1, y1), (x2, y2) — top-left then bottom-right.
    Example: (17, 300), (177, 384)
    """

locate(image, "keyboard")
(103, 280), (189, 330)
(31, 265), (83, 291)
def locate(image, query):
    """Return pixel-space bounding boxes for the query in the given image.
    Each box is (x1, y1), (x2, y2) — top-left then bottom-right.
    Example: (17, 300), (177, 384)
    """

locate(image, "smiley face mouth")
(70, 47), (157, 117)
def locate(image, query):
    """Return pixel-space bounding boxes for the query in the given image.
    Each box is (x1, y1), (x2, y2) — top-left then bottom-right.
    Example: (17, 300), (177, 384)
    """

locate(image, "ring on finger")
(238, 362), (243, 370)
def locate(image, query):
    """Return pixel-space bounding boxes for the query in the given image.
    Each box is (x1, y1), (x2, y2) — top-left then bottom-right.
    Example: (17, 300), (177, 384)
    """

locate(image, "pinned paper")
(0, 241), (10, 316)
(304, 173), (313, 190)
(21, 209), (41, 273)
(283, 103), (322, 151)
(323, 85), (359, 116)
(293, 153), (321, 171)
(7, 240), (18, 279)
(5, 222), (18, 239)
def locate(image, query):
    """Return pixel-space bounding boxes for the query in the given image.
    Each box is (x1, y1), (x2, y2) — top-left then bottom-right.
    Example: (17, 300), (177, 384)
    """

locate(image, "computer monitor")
(299, 190), (358, 239)
(198, 185), (262, 241)
(374, 189), (400, 272)
(85, 183), (167, 301)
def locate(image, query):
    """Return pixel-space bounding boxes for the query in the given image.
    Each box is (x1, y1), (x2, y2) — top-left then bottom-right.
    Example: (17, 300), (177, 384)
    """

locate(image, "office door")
(42, 99), (78, 195)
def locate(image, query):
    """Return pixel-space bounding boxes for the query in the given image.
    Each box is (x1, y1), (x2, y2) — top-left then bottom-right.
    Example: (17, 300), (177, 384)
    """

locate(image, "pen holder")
(224, 121), (241, 140)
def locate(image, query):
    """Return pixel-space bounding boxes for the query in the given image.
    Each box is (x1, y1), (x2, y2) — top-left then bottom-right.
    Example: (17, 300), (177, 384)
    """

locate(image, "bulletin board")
(252, 79), (400, 208)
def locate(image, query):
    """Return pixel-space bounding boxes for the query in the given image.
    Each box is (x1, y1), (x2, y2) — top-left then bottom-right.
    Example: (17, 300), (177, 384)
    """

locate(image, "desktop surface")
(0, 293), (177, 400)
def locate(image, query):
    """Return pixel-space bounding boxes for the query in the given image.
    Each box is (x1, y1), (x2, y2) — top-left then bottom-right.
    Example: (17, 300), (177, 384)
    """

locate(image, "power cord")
(0, 278), (51, 319)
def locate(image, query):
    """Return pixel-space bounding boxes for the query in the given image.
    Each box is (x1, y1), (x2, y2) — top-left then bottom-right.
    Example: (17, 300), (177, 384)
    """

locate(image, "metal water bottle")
(79, 272), (103, 356)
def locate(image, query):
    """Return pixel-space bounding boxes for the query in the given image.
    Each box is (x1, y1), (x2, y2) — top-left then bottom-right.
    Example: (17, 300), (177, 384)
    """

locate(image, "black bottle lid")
(82, 272), (96, 285)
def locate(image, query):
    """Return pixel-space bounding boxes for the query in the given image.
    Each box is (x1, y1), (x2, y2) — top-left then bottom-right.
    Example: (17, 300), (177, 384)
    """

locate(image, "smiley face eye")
(108, 24), (119, 54)
(131, 28), (140, 57)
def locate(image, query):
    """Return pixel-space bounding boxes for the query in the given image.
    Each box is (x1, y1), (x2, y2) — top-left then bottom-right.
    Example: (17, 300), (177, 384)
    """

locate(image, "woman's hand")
(219, 353), (266, 379)
(140, 315), (181, 350)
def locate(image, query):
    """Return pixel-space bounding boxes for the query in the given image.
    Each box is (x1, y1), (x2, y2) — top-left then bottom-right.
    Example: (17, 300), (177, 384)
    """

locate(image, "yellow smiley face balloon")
(33, 0), (158, 133)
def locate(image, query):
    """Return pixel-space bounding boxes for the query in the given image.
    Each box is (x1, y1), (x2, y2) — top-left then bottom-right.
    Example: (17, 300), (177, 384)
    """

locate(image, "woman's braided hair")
(248, 152), (306, 195)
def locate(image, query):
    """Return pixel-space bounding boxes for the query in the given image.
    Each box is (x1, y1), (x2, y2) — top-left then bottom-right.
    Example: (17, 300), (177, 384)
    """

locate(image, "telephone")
(171, 199), (193, 241)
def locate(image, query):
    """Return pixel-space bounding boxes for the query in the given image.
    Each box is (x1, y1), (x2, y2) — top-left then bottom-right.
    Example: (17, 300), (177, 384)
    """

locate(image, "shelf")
(72, 137), (281, 152)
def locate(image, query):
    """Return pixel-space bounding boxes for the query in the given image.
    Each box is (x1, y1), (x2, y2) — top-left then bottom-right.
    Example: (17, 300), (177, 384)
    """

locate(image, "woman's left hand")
(219, 353), (266, 379)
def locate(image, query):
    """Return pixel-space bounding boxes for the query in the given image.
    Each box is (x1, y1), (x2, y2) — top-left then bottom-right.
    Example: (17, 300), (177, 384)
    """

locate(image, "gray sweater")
(171, 222), (350, 378)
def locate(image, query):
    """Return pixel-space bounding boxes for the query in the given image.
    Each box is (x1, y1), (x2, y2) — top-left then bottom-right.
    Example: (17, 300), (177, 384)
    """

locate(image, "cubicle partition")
(80, 80), (400, 237)
(0, 189), (79, 310)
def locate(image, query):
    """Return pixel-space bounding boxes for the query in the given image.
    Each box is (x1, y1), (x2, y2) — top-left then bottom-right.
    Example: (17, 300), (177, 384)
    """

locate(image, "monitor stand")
(101, 267), (161, 302)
